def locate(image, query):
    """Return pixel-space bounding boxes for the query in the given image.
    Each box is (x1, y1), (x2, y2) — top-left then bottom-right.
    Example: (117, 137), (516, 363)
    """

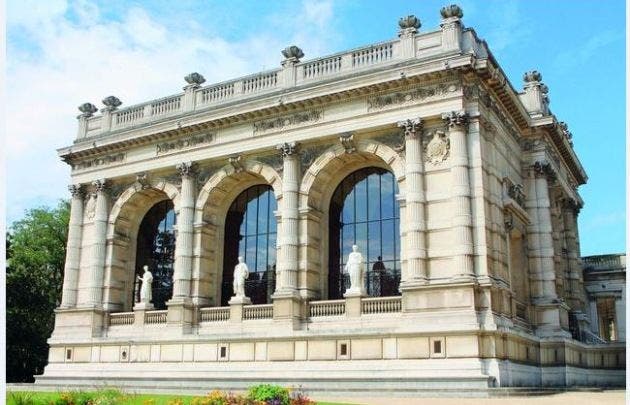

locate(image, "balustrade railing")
(242, 71), (278, 93)
(302, 56), (342, 80)
(352, 43), (394, 68)
(145, 310), (167, 325)
(361, 296), (402, 314)
(109, 312), (134, 326)
(582, 254), (625, 271)
(201, 82), (235, 104)
(151, 96), (182, 116)
(199, 307), (230, 322)
(243, 304), (273, 320)
(309, 299), (345, 317)
(114, 106), (144, 127)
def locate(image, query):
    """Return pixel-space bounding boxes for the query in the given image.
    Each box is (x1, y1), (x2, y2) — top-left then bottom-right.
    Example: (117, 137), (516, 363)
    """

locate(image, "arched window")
(222, 185), (277, 305)
(328, 167), (400, 299)
(134, 200), (176, 310)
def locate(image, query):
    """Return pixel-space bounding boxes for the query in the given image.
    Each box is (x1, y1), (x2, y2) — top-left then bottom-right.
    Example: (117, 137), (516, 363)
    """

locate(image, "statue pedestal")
(229, 296), (251, 322)
(344, 290), (365, 317)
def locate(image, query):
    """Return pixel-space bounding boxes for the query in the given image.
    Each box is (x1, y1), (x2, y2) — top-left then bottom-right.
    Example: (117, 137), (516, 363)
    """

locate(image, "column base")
(166, 298), (194, 332)
(272, 291), (303, 330)
(532, 300), (572, 339)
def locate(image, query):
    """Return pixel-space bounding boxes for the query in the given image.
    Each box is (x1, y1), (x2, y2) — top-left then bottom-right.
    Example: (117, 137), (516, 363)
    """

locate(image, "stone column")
(60, 185), (85, 308)
(562, 199), (581, 310)
(172, 162), (196, 301)
(439, 5), (464, 53)
(443, 111), (474, 280)
(398, 118), (428, 286)
(275, 142), (300, 294)
(589, 299), (600, 334)
(615, 293), (626, 341)
(86, 179), (109, 307)
(272, 142), (303, 328)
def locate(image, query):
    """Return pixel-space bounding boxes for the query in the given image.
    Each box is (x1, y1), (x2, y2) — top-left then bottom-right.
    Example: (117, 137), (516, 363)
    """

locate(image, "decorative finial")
(184, 72), (206, 86)
(102, 96), (122, 110)
(523, 71), (542, 83)
(281, 45), (304, 61)
(398, 15), (421, 30)
(78, 102), (98, 117)
(440, 4), (463, 19)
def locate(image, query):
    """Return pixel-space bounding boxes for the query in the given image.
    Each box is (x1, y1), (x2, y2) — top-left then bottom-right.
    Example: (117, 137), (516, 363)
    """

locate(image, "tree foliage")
(6, 200), (69, 382)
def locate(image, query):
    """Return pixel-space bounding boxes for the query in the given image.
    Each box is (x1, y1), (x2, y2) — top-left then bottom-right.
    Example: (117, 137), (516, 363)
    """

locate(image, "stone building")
(38, 5), (625, 391)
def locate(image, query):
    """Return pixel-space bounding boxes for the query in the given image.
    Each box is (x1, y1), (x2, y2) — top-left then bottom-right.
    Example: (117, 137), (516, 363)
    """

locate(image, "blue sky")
(5, 0), (625, 256)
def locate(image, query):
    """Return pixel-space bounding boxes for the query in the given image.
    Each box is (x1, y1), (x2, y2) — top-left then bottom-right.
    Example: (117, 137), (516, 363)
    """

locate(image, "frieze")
(253, 110), (323, 135)
(156, 133), (214, 155)
(73, 153), (125, 171)
(367, 82), (460, 111)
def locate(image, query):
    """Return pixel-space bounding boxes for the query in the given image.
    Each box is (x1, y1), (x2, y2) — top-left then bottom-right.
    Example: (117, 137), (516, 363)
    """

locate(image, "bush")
(7, 392), (34, 405)
(247, 385), (290, 405)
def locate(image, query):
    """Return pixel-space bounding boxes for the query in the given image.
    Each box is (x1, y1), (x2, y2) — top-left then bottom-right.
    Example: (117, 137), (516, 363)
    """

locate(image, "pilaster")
(60, 184), (85, 309)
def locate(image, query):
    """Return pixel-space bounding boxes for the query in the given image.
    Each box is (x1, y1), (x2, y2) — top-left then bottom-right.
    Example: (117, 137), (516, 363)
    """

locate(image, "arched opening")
(328, 167), (400, 299)
(221, 185), (277, 305)
(134, 200), (176, 309)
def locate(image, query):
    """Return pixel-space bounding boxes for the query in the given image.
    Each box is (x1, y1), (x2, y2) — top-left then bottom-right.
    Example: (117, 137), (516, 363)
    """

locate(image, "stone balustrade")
(145, 310), (168, 324)
(108, 312), (134, 326)
(243, 304), (274, 320)
(75, 29), (454, 140)
(308, 299), (346, 317)
(199, 307), (230, 322)
(361, 296), (402, 314)
(583, 254), (625, 271)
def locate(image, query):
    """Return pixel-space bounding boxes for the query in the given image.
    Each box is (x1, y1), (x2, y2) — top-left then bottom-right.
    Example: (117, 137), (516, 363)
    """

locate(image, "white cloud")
(6, 1), (340, 224)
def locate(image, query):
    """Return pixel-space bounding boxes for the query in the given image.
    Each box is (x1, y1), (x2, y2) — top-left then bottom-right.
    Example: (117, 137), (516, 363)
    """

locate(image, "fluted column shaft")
(443, 111), (474, 279)
(172, 162), (196, 300)
(398, 118), (427, 285)
(86, 180), (109, 307)
(525, 162), (558, 301)
(276, 142), (299, 294)
(60, 185), (85, 308)
(562, 201), (581, 308)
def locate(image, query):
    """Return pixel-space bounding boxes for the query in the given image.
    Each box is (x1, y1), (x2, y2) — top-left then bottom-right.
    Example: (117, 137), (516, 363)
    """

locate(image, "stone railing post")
(86, 179), (109, 307)
(280, 46), (304, 88)
(440, 4), (464, 53)
(76, 103), (97, 139)
(272, 142), (302, 329)
(183, 73), (205, 112)
(100, 96), (122, 134)
(60, 184), (85, 308)
(522, 71), (549, 118)
(172, 162), (196, 300)
(397, 15), (420, 59)
(398, 118), (428, 286)
(443, 111), (474, 280)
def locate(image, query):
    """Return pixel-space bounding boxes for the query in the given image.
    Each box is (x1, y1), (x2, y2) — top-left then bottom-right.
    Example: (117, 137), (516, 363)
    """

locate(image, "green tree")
(6, 200), (69, 382)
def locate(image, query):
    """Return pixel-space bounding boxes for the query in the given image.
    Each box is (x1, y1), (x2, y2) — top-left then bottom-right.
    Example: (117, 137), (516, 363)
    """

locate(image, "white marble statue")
(345, 245), (366, 296)
(137, 265), (153, 304)
(233, 256), (249, 298)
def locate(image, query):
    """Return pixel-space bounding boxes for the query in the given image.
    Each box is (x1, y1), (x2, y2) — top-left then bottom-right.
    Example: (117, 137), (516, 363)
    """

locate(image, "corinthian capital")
(176, 161), (196, 178)
(397, 118), (423, 139)
(277, 141), (298, 157)
(442, 110), (469, 129)
(532, 161), (556, 181)
(92, 179), (108, 193)
(68, 184), (84, 198)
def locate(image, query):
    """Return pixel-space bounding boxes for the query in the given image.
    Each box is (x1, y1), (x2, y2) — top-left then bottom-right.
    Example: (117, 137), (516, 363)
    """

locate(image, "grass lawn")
(6, 390), (357, 405)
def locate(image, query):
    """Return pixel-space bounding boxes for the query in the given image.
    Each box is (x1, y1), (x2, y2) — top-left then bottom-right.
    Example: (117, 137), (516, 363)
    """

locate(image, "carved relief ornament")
(253, 110), (322, 135)
(368, 82), (460, 111)
(176, 161), (197, 178)
(156, 133), (214, 155)
(277, 141), (298, 157)
(425, 130), (450, 165)
(72, 153), (125, 171)
(339, 134), (356, 154)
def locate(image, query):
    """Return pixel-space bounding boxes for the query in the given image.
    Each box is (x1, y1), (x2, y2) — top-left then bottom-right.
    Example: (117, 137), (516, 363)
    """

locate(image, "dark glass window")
(134, 200), (176, 310)
(222, 185), (277, 305)
(329, 168), (400, 299)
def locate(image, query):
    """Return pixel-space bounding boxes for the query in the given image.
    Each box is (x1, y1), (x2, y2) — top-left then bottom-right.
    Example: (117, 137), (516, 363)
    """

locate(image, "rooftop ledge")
(61, 5), (582, 183)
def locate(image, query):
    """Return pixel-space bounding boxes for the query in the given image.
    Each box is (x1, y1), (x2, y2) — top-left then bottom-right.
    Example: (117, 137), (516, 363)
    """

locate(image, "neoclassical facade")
(39, 6), (625, 391)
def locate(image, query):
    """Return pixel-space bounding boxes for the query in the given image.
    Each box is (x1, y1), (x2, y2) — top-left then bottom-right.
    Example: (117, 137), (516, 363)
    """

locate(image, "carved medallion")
(425, 130), (449, 165)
